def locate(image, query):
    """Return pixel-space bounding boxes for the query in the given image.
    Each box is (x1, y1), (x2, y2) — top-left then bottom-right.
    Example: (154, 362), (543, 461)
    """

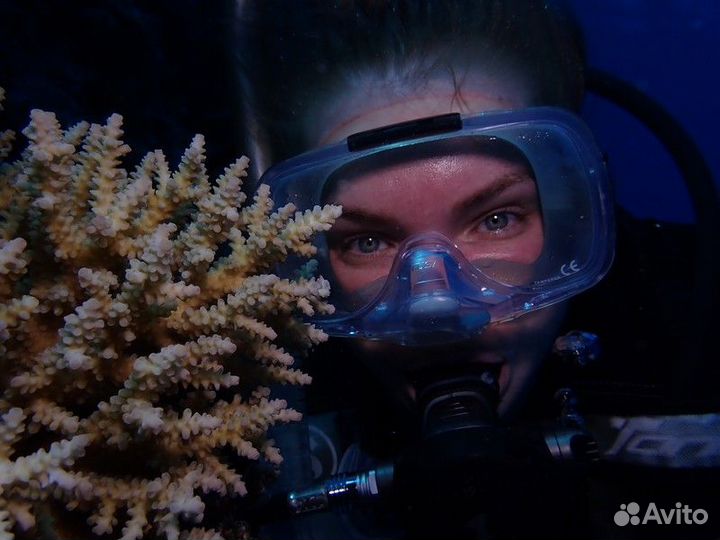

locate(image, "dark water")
(0, 1), (717, 223)
(573, 1), (720, 223)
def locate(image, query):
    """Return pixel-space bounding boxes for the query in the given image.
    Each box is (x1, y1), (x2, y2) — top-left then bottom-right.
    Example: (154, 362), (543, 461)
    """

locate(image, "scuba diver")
(235, 1), (720, 538)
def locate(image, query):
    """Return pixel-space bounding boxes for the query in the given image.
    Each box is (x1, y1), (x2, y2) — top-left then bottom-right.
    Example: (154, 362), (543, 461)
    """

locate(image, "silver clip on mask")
(259, 108), (615, 346)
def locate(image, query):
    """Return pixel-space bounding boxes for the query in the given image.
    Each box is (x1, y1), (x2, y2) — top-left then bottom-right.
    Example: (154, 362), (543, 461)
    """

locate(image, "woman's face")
(311, 72), (565, 418)
(325, 150), (544, 292)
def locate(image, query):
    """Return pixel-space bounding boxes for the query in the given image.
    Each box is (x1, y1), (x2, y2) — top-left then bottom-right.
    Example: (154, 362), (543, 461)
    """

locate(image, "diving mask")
(259, 107), (614, 345)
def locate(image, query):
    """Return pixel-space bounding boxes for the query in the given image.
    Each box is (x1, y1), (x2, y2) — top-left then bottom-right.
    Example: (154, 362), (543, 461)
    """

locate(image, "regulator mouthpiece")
(415, 366), (500, 439)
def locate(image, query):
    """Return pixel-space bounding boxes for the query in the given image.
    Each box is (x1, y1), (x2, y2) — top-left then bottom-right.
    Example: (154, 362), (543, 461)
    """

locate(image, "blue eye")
(484, 212), (511, 231)
(355, 236), (384, 253)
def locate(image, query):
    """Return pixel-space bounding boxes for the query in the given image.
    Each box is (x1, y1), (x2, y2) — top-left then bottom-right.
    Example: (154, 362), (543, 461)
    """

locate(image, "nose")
(407, 250), (461, 323)
(326, 233), (502, 346)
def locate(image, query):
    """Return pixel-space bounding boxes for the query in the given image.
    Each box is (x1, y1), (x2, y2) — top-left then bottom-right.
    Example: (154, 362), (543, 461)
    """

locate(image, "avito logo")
(614, 502), (708, 526)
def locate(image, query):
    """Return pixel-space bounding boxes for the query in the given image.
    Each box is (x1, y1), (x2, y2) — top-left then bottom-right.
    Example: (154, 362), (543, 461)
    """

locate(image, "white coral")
(0, 91), (340, 540)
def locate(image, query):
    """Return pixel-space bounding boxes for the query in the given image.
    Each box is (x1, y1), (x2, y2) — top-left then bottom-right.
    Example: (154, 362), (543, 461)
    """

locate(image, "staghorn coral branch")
(203, 185), (341, 299)
(0, 239), (30, 299)
(0, 510), (15, 540)
(175, 157), (249, 279)
(88, 498), (118, 536)
(0, 130), (14, 162)
(130, 150), (174, 237)
(86, 114), (131, 237)
(26, 399), (80, 436)
(4, 504), (33, 536)
(120, 500), (149, 540)
(181, 528), (225, 540)
(0, 409), (26, 459)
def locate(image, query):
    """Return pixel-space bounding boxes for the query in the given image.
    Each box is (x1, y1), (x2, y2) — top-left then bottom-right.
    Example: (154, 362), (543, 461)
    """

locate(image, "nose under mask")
(320, 232), (522, 346)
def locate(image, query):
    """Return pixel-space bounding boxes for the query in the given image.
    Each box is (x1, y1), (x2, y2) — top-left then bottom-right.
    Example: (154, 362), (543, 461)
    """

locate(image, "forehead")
(327, 151), (531, 206)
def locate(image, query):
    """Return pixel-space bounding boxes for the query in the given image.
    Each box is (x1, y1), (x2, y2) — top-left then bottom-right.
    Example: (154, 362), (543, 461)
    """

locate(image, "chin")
(496, 360), (541, 419)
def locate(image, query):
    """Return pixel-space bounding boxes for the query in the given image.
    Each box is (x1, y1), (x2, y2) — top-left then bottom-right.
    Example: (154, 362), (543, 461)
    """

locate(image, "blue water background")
(572, 1), (719, 223)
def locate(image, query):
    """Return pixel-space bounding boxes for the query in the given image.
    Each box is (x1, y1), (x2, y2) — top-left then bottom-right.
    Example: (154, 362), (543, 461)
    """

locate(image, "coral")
(0, 89), (341, 540)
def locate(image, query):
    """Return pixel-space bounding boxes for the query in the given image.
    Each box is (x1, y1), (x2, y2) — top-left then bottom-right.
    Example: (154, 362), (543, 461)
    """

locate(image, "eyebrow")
(330, 172), (535, 231)
(450, 173), (536, 216)
(331, 208), (405, 233)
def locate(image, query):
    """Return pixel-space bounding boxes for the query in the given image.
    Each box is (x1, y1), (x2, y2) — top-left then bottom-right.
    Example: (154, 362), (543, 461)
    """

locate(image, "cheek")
(501, 212), (545, 264)
(484, 302), (566, 359)
(459, 213), (544, 268)
(522, 213), (545, 262)
(328, 250), (390, 295)
(487, 303), (567, 416)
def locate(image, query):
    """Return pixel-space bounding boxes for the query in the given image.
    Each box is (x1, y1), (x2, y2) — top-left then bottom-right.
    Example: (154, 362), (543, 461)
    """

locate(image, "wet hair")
(235, 0), (586, 178)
